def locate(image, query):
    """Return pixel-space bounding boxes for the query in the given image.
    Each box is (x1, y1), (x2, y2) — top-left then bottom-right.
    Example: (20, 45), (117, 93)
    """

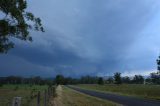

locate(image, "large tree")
(0, 0), (44, 53)
(114, 72), (122, 84)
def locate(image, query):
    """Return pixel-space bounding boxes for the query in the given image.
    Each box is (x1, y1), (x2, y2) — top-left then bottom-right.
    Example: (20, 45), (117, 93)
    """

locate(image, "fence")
(1, 86), (56, 106)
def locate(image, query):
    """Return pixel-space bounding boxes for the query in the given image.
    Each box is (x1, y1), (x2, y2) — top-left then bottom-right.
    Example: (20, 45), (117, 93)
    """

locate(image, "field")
(75, 84), (160, 100)
(54, 85), (120, 106)
(0, 84), (48, 106)
(2, 84), (160, 106)
(0, 84), (120, 106)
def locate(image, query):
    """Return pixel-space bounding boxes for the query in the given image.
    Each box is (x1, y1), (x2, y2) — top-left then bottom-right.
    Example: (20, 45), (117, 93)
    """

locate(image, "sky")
(0, 0), (160, 77)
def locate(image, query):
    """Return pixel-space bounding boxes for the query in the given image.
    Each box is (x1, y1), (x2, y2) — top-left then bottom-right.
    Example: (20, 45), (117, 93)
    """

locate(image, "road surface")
(66, 86), (160, 106)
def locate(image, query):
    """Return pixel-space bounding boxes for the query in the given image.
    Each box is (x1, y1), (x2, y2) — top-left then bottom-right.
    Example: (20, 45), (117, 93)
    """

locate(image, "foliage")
(80, 76), (98, 84)
(122, 76), (131, 84)
(0, 84), (48, 106)
(114, 72), (122, 84)
(98, 77), (104, 85)
(0, 76), (54, 85)
(150, 72), (160, 84)
(106, 77), (114, 84)
(157, 55), (160, 71)
(63, 77), (79, 85)
(0, 0), (44, 53)
(55, 75), (65, 85)
(132, 75), (144, 84)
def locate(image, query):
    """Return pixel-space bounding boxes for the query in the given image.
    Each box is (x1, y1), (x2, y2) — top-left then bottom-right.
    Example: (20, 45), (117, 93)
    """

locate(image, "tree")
(149, 55), (160, 84)
(114, 72), (122, 84)
(106, 77), (114, 84)
(157, 55), (160, 73)
(150, 72), (160, 84)
(145, 77), (152, 84)
(55, 75), (64, 85)
(132, 75), (144, 84)
(0, 0), (44, 53)
(98, 77), (104, 85)
(122, 76), (131, 84)
(80, 75), (98, 84)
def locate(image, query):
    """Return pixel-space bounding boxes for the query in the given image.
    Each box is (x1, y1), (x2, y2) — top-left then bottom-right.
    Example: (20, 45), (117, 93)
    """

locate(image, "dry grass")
(75, 84), (160, 100)
(54, 85), (120, 106)
(0, 84), (48, 106)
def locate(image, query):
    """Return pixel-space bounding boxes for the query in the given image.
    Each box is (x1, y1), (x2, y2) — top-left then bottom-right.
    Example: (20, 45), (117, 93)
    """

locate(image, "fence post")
(48, 87), (51, 98)
(12, 97), (21, 106)
(44, 90), (47, 106)
(37, 91), (40, 106)
(51, 87), (53, 97)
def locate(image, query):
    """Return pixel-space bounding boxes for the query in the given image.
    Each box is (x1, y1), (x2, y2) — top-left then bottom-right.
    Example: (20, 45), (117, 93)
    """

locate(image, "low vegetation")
(75, 84), (160, 100)
(0, 84), (49, 106)
(54, 85), (120, 106)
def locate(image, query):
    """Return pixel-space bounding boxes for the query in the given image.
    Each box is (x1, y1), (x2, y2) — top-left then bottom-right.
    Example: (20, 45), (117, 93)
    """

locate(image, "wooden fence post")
(51, 87), (53, 97)
(37, 91), (40, 106)
(48, 87), (51, 98)
(44, 90), (47, 106)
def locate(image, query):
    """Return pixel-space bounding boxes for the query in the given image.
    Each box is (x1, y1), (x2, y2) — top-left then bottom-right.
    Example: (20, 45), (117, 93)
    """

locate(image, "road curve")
(66, 85), (160, 106)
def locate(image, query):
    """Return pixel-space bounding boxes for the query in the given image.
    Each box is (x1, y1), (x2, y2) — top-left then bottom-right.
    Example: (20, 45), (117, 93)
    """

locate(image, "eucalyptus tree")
(0, 0), (44, 53)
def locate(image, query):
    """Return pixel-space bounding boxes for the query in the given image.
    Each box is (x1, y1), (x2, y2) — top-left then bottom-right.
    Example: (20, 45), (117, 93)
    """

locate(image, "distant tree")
(0, 0), (44, 53)
(114, 72), (122, 84)
(55, 75), (65, 85)
(106, 77), (114, 84)
(132, 75), (144, 84)
(80, 75), (98, 84)
(32, 76), (42, 85)
(148, 55), (160, 84)
(150, 72), (160, 84)
(64, 77), (79, 85)
(122, 76), (131, 84)
(98, 77), (104, 85)
(145, 77), (152, 84)
(157, 55), (160, 73)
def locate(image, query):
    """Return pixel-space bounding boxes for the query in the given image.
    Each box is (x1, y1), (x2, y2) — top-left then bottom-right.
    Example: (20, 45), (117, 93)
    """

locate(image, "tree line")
(0, 72), (160, 86)
(0, 76), (53, 86)
(54, 72), (160, 85)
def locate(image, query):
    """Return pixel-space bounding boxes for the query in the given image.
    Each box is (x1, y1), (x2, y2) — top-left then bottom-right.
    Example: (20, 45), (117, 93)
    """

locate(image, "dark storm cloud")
(0, 0), (160, 77)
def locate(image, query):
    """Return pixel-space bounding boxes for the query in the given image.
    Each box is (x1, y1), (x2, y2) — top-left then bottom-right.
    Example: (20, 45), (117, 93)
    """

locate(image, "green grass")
(55, 86), (120, 106)
(0, 84), (48, 106)
(74, 84), (160, 100)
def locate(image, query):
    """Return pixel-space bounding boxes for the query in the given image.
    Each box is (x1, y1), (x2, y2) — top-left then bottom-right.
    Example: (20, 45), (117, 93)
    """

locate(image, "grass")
(74, 84), (160, 100)
(0, 84), (48, 106)
(54, 85), (121, 106)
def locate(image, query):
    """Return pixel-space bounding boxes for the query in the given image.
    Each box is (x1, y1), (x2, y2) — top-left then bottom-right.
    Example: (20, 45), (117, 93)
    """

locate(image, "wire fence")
(0, 86), (56, 106)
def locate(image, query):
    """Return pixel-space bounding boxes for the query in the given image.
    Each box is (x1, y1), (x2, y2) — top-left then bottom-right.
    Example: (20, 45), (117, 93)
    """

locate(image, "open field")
(54, 85), (120, 106)
(74, 84), (160, 100)
(0, 84), (48, 106)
